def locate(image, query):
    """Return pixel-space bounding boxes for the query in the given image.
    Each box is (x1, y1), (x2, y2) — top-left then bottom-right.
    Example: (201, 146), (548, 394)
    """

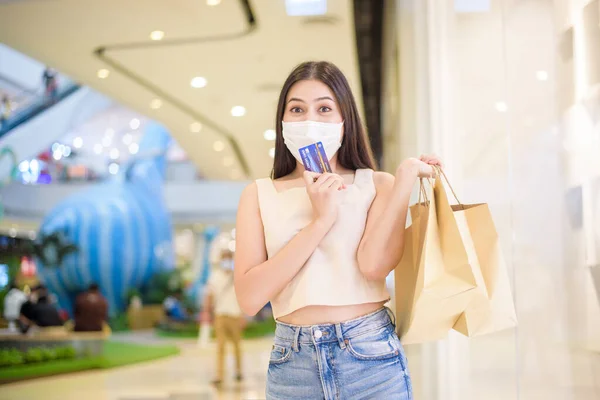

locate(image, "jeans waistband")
(274, 307), (395, 351)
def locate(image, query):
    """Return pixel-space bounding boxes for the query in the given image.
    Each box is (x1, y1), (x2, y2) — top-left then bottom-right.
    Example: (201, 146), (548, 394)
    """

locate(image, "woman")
(234, 61), (441, 399)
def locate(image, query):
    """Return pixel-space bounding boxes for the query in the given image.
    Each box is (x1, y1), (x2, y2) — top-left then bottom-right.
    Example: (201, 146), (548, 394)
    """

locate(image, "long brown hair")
(271, 61), (376, 179)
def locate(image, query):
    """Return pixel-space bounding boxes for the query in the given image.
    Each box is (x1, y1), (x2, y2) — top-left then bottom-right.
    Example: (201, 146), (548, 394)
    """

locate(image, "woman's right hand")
(303, 171), (345, 228)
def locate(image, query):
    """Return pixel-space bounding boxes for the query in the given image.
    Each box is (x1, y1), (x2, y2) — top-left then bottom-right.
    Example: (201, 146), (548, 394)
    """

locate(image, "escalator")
(0, 44), (112, 181)
(0, 77), (81, 138)
(0, 83), (112, 181)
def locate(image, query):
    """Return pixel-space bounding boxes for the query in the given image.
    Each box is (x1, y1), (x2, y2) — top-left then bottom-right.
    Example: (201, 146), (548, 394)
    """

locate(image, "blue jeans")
(266, 307), (413, 400)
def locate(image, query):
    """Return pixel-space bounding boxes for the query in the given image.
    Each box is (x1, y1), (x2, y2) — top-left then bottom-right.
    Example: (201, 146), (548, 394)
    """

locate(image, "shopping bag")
(433, 170), (518, 337)
(395, 178), (477, 344)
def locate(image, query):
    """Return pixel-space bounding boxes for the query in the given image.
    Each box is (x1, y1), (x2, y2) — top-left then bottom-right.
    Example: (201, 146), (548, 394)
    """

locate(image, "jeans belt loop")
(292, 326), (301, 352)
(335, 323), (346, 349)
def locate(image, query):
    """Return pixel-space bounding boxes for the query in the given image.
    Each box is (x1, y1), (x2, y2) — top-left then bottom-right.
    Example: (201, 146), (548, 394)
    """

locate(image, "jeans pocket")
(269, 343), (293, 365)
(346, 326), (401, 361)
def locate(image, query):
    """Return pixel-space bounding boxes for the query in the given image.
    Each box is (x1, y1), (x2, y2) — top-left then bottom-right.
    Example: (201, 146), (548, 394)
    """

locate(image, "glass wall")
(384, 0), (600, 398)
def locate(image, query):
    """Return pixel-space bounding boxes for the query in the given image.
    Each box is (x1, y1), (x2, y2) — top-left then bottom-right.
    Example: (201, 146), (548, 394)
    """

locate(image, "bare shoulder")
(372, 171), (395, 191)
(238, 181), (259, 210)
(241, 181), (258, 197)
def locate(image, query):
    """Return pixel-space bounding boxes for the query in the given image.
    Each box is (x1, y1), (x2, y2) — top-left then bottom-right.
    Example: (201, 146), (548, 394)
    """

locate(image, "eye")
(289, 107), (303, 113)
(319, 106), (332, 113)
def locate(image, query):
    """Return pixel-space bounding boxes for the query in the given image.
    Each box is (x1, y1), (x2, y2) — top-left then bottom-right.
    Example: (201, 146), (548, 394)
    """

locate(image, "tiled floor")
(0, 335), (271, 400)
(2, 289), (600, 400)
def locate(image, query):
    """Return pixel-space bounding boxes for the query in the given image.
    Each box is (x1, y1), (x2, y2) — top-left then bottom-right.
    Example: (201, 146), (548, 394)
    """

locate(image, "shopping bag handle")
(414, 177), (434, 219)
(433, 166), (462, 205)
(417, 177), (434, 205)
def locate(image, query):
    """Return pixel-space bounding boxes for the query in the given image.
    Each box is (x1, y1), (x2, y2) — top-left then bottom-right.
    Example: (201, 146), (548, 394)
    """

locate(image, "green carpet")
(0, 341), (180, 383)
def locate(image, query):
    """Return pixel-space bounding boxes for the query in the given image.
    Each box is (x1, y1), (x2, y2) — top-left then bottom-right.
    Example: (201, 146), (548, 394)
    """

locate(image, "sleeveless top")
(255, 169), (390, 319)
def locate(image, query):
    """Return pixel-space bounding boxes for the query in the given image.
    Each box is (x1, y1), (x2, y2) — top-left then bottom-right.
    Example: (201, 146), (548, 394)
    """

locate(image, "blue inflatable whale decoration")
(36, 123), (174, 315)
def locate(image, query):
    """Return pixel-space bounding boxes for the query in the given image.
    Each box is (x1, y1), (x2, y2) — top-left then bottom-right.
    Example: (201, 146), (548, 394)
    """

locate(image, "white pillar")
(391, 0), (471, 398)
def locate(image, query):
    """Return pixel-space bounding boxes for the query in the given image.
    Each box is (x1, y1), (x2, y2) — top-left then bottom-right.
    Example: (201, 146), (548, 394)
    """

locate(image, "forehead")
(286, 79), (337, 102)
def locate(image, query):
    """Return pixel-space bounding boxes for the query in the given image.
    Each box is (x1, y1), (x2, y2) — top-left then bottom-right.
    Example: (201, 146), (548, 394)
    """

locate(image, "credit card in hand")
(299, 142), (332, 173)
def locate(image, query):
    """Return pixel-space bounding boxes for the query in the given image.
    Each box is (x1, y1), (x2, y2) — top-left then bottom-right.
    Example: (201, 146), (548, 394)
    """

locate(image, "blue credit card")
(299, 142), (332, 173)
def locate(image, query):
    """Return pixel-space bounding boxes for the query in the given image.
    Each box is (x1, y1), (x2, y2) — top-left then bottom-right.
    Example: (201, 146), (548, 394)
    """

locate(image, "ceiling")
(0, 0), (362, 180)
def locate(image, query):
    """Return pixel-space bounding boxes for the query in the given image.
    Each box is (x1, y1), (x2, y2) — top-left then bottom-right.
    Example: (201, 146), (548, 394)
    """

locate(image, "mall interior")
(0, 0), (599, 399)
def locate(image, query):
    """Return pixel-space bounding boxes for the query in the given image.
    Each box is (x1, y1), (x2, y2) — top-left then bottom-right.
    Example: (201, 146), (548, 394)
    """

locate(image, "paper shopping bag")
(395, 179), (477, 344)
(433, 171), (518, 337)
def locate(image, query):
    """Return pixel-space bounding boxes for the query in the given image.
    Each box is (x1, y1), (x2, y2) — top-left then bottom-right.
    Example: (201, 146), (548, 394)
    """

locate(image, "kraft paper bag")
(395, 179), (477, 344)
(433, 171), (518, 337)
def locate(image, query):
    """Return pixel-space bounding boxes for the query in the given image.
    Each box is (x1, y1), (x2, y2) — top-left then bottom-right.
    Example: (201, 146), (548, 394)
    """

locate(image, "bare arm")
(234, 174), (343, 316)
(357, 159), (435, 280)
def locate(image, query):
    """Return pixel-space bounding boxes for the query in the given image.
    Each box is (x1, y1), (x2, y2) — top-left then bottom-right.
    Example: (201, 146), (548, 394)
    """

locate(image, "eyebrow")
(287, 96), (335, 104)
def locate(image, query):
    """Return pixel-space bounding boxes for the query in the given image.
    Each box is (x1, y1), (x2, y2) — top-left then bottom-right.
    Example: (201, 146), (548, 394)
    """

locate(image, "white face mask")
(282, 121), (343, 163)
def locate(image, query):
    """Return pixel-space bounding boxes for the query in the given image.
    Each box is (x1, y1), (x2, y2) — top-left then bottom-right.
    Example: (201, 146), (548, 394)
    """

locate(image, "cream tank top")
(256, 168), (390, 319)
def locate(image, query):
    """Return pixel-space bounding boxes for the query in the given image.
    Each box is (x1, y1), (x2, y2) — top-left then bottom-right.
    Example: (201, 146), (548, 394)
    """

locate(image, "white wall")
(386, 0), (600, 398)
(0, 43), (45, 92)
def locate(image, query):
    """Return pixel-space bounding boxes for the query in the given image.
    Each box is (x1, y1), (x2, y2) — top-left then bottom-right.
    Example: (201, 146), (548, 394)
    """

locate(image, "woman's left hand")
(396, 154), (444, 179)
(419, 154), (443, 169)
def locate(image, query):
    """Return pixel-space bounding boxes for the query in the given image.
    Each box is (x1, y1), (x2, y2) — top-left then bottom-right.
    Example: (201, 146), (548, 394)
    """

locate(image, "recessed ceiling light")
(190, 77), (207, 88)
(190, 122), (203, 133)
(73, 137), (83, 148)
(207, 0), (221, 5)
(269, 147), (275, 158)
(108, 163), (120, 175)
(536, 70), (548, 81)
(264, 129), (276, 141)
(150, 99), (162, 109)
(213, 141), (225, 152)
(495, 102), (508, 113)
(129, 143), (139, 154)
(97, 69), (110, 79)
(231, 106), (246, 117)
(93, 144), (103, 154)
(150, 30), (165, 41)
(129, 118), (140, 130)
(223, 156), (234, 167)
(122, 134), (133, 145)
(285, 0), (326, 16)
(110, 148), (120, 160)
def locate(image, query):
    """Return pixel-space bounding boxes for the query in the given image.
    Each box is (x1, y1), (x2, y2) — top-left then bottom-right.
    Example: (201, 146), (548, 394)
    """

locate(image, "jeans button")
(314, 329), (323, 339)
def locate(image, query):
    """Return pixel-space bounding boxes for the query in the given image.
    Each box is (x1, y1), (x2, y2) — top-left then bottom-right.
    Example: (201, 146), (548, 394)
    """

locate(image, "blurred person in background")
(3, 283), (27, 332)
(203, 249), (244, 387)
(74, 283), (108, 332)
(234, 61), (442, 399)
(163, 289), (191, 323)
(19, 284), (63, 333)
(42, 67), (58, 101)
(0, 94), (11, 127)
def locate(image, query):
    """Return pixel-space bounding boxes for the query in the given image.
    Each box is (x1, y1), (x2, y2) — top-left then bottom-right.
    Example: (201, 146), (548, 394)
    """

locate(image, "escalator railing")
(0, 79), (81, 138)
